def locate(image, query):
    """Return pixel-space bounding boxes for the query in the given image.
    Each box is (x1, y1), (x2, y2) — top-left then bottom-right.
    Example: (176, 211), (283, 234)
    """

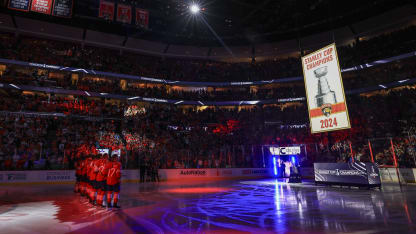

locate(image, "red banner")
(98, 1), (115, 21)
(135, 8), (149, 29)
(30, 0), (53, 14)
(117, 4), (132, 24)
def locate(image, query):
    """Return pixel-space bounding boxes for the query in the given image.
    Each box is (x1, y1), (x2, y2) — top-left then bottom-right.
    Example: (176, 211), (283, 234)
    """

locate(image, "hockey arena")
(1, 0), (416, 233)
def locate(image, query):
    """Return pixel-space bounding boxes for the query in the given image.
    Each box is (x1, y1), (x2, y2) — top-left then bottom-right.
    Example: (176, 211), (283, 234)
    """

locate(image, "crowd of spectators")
(0, 84), (415, 170)
(0, 91), (124, 117)
(0, 26), (415, 82)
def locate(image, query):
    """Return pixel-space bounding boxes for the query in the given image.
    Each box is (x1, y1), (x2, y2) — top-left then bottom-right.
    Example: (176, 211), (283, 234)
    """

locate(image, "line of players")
(74, 153), (122, 208)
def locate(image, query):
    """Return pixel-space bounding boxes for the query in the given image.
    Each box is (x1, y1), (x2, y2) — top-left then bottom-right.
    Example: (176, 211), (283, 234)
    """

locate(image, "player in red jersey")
(88, 155), (99, 204)
(80, 156), (89, 196)
(74, 159), (82, 193)
(96, 154), (110, 207)
(106, 155), (122, 208)
(103, 154), (114, 207)
(84, 156), (93, 199)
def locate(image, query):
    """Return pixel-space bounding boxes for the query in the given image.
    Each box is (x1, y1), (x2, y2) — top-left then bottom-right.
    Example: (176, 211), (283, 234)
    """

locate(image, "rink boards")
(0, 168), (273, 184)
(1, 167), (414, 185)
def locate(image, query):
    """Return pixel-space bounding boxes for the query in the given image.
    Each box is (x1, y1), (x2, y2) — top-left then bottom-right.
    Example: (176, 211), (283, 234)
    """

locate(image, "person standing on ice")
(106, 155), (122, 208)
(96, 154), (110, 207)
(74, 158), (82, 193)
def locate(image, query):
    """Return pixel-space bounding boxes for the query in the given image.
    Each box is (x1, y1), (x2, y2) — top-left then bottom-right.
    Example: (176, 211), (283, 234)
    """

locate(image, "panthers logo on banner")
(321, 104), (332, 117)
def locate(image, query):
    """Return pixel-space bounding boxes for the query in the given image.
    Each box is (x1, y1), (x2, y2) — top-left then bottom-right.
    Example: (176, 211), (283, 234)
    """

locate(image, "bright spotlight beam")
(190, 4), (200, 14)
(199, 15), (234, 57)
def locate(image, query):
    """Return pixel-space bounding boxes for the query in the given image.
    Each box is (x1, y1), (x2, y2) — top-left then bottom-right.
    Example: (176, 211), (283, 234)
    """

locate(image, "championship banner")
(52, 0), (73, 18)
(98, 1), (115, 21)
(30, 0), (53, 14)
(8, 0), (31, 11)
(301, 44), (350, 133)
(135, 8), (149, 29)
(117, 4), (132, 24)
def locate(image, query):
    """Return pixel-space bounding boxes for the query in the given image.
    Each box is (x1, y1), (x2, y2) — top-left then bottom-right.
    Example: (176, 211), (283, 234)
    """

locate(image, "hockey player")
(80, 155), (89, 196)
(106, 155), (122, 208)
(74, 159), (82, 193)
(84, 155), (93, 200)
(95, 154), (110, 207)
(88, 155), (99, 204)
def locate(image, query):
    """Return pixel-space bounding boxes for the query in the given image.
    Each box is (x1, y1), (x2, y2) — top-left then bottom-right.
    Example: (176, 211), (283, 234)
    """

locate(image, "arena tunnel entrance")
(262, 145), (307, 182)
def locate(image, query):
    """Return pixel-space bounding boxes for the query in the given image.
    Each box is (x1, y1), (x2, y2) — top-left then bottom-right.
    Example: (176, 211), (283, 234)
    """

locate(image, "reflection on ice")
(0, 179), (415, 233)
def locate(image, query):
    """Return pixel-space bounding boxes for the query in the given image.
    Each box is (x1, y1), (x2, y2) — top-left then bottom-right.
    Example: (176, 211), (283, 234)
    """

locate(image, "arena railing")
(1, 76), (415, 106)
(0, 50), (415, 87)
(0, 110), (121, 121)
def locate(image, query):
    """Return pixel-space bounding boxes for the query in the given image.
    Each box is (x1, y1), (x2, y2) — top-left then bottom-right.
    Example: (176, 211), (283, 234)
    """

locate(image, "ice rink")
(1, 179), (416, 234)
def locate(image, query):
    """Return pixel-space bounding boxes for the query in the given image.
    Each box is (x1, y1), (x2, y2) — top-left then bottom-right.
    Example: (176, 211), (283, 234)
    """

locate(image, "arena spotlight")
(190, 4), (200, 14)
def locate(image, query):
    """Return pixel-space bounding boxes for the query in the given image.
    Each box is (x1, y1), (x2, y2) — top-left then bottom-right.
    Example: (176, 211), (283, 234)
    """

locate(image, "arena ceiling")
(1, 0), (414, 47)
(134, 0), (412, 46)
